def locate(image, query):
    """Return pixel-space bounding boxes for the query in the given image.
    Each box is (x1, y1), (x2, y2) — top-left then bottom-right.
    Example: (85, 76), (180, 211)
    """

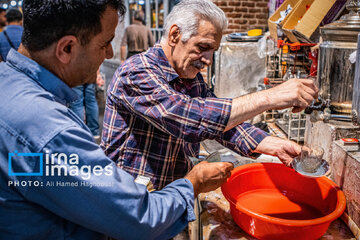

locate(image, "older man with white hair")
(101, 0), (318, 190)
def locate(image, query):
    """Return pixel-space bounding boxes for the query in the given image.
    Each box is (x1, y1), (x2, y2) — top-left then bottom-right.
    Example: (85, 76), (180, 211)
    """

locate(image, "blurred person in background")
(101, 0), (318, 190)
(0, 8), (23, 61)
(0, 7), (6, 32)
(120, 9), (155, 63)
(69, 68), (104, 140)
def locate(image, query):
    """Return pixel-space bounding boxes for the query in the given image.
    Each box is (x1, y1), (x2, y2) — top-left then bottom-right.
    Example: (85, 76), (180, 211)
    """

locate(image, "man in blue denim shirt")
(0, 1), (233, 239)
(0, 8), (23, 61)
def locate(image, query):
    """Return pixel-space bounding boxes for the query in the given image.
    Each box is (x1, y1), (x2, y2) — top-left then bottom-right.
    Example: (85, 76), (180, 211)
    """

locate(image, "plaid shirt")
(101, 44), (269, 189)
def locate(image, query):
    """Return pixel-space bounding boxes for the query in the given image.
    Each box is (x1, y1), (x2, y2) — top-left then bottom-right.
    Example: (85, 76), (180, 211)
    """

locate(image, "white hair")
(161, 0), (228, 43)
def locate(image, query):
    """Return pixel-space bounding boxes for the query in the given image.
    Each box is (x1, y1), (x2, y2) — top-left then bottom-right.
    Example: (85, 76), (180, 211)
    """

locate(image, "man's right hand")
(185, 161), (234, 197)
(266, 78), (318, 113)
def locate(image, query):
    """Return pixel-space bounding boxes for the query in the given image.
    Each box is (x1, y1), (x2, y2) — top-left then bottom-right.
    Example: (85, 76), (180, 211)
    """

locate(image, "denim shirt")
(0, 49), (195, 240)
(0, 25), (23, 61)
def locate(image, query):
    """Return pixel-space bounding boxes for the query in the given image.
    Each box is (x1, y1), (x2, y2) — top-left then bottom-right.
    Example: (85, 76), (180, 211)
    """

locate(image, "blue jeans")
(70, 84), (99, 136)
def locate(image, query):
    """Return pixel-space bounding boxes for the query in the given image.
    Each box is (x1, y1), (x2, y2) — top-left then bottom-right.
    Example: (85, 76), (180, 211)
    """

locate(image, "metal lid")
(226, 33), (262, 42)
(321, 0), (360, 42)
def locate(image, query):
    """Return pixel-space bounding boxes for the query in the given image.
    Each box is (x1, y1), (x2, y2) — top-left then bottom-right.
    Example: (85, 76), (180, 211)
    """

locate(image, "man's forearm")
(120, 45), (126, 61)
(224, 78), (318, 132)
(225, 90), (271, 132)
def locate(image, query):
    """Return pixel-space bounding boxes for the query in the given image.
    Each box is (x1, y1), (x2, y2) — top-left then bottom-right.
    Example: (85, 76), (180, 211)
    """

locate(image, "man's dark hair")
(133, 10), (144, 22)
(0, 8), (5, 13)
(5, 8), (22, 23)
(22, 0), (126, 52)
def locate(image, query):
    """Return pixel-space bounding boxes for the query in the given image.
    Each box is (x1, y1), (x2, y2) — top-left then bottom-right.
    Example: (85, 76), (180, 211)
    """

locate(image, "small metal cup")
(300, 145), (324, 173)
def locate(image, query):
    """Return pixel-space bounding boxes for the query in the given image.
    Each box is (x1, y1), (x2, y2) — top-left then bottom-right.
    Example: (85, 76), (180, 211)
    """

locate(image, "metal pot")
(317, 0), (360, 114)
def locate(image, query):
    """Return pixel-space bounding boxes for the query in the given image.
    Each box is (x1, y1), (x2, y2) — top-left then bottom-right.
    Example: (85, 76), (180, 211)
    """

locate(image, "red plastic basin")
(221, 163), (346, 240)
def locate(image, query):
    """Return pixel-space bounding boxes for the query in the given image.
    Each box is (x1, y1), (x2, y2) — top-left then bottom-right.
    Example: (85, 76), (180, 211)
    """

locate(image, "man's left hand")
(254, 136), (301, 166)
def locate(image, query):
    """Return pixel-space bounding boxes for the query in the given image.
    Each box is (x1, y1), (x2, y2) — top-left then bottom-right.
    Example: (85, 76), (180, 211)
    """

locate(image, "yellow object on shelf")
(247, 29), (262, 36)
(283, 45), (289, 54)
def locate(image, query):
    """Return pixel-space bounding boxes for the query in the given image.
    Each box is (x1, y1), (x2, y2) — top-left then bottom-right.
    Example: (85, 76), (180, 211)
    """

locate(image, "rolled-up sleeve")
(23, 126), (195, 240)
(109, 66), (232, 144)
(215, 123), (269, 157)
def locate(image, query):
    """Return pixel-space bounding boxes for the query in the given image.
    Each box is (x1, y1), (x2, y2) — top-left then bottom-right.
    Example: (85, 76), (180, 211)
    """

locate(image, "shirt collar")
(6, 49), (78, 105)
(147, 44), (179, 82)
(4, 25), (23, 30)
(133, 21), (143, 25)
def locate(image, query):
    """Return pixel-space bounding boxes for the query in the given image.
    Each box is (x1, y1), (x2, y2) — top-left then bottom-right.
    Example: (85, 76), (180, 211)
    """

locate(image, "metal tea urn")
(352, 33), (360, 124)
(317, 0), (360, 115)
